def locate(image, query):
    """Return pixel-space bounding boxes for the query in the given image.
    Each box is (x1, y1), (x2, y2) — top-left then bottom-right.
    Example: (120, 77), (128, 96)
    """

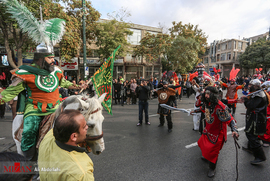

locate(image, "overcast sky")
(91, 0), (270, 44)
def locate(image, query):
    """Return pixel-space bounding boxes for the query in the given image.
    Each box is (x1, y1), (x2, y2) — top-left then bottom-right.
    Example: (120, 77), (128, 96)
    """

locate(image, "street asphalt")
(0, 90), (270, 181)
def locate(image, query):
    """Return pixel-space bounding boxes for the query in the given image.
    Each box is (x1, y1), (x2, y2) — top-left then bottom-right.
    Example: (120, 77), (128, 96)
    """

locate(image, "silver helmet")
(249, 79), (261, 87)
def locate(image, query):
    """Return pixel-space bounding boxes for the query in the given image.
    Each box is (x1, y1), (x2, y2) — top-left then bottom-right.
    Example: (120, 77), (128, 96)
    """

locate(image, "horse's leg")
(12, 115), (24, 155)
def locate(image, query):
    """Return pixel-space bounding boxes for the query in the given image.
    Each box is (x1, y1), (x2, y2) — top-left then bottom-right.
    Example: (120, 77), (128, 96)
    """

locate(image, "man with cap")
(241, 79), (269, 164)
(156, 80), (177, 133)
(190, 86), (239, 178)
(0, 46), (83, 161)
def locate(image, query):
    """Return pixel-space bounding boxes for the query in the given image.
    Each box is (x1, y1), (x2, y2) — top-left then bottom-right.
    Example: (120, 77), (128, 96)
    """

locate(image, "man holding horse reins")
(0, 47), (85, 161)
(38, 110), (94, 181)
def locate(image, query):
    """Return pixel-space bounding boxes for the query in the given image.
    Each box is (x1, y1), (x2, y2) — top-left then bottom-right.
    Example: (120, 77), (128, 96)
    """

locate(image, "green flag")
(91, 45), (121, 115)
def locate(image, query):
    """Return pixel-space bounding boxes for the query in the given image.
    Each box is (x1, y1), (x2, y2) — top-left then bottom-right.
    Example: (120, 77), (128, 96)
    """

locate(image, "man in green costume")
(0, 46), (82, 161)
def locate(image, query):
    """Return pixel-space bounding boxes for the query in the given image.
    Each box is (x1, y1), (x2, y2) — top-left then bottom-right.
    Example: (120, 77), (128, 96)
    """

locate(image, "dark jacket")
(244, 91), (268, 135)
(114, 82), (121, 92)
(136, 85), (150, 101)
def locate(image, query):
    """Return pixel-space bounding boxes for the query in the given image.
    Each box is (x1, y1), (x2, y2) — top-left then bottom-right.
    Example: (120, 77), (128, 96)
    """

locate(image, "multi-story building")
(243, 31), (269, 45)
(75, 22), (162, 81)
(202, 39), (248, 78)
(202, 31), (270, 78)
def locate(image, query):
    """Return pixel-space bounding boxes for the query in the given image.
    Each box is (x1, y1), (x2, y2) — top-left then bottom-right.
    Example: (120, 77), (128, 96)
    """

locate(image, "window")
(234, 41), (236, 49)
(54, 47), (60, 57)
(205, 48), (210, 55)
(211, 57), (216, 63)
(204, 57), (208, 63)
(217, 44), (220, 51)
(128, 29), (141, 45)
(238, 42), (243, 50)
(227, 53), (231, 60)
(217, 54), (220, 61)
(221, 53), (226, 61)
(228, 41), (232, 50)
(221, 44), (226, 51)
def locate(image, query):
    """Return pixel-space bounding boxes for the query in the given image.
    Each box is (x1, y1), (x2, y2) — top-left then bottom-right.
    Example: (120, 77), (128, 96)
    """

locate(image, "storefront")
(0, 54), (12, 87)
(55, 57), (79, 82)
(125, 66), (143, 80)
(83, 58), (124, 80)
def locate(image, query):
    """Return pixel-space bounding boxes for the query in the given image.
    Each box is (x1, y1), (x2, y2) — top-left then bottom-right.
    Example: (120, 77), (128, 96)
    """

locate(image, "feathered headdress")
(2, 0), (66, 52)
(229, 67), (240, 81)
(213, 67), (220, 74)
(255, 68), (263, 73)
(189, 72), (198, 81)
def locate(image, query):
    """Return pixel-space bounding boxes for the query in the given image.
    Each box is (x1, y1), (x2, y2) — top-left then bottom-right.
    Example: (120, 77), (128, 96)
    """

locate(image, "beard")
(249, 85), (256, 93)
(44, 61), (55, 72)
(202, 93), (218, 107)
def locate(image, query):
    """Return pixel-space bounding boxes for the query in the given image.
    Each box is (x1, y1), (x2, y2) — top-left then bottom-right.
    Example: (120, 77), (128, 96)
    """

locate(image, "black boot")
(250, 147), (266, 165)
(242, 146), (253, 154)
(207, 162), (216, 178)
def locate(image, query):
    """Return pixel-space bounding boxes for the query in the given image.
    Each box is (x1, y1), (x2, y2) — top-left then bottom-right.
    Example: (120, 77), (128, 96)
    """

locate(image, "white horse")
(12, 93), (106, 155)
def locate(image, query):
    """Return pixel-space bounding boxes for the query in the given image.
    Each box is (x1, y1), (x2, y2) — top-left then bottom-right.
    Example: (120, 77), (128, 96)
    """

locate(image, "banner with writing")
(91, 45), (121, 115)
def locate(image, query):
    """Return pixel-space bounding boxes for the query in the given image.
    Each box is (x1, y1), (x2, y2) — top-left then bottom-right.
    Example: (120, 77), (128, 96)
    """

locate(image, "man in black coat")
(136, 79), (150, 126)
(113, 79), (121, 104)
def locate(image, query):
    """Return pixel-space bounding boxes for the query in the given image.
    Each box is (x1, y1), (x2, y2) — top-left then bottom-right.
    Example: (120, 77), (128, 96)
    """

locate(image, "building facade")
(201, 39), (248, 78)
(75, 23), (162, 81)
(202, 31), (270, 78)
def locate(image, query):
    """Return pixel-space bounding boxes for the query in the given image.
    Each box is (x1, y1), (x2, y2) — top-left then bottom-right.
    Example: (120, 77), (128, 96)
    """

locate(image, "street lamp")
(82, 0), (87, 79)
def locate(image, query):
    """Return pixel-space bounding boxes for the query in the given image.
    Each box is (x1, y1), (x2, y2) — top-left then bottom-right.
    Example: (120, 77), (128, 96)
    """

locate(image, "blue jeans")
(138, 100), (149, 123)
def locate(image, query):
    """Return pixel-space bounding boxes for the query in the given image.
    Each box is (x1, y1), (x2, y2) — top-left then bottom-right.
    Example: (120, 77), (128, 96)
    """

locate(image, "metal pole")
(82, 0), (87, 79)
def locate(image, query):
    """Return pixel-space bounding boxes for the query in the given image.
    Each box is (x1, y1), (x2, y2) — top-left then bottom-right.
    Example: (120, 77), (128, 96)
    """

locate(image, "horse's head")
(58, 93), (106, 155)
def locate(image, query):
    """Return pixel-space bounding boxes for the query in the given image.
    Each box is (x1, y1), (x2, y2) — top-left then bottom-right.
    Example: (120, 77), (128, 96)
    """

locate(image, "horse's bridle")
(84, 107), (103, 141)
(86, 131), (103, 141)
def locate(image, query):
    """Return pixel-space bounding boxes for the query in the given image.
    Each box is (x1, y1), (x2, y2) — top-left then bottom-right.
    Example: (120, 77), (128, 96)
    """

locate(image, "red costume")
(258, 91), (270, 143)
(198, 100), (234, 163)
(254, 68), (263, 79)
(213, 67), (220, 81)
(221, 83), (243, 100)
(220, 67), (243, 116)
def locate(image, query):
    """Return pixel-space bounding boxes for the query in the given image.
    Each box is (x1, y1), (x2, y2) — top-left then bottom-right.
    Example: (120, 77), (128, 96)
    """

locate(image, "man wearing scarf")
(0, 49), (82, 161)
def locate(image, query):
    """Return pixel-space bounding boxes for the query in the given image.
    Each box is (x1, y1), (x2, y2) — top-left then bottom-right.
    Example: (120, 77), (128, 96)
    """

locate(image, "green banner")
(91, 45), (121, 115)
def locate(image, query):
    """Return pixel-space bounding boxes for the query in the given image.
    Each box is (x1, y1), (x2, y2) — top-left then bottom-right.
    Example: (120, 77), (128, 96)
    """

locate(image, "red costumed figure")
(213, 67), (220, 81)
(193, 86), (239, 178)
(172, 72), (181, 98)
(219, 67), (243, 116)
(254, 68), (263, 79)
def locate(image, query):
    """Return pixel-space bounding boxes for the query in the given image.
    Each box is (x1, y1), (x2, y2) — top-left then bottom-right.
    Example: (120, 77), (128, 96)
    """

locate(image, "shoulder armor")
(251, 90), (266, 98)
